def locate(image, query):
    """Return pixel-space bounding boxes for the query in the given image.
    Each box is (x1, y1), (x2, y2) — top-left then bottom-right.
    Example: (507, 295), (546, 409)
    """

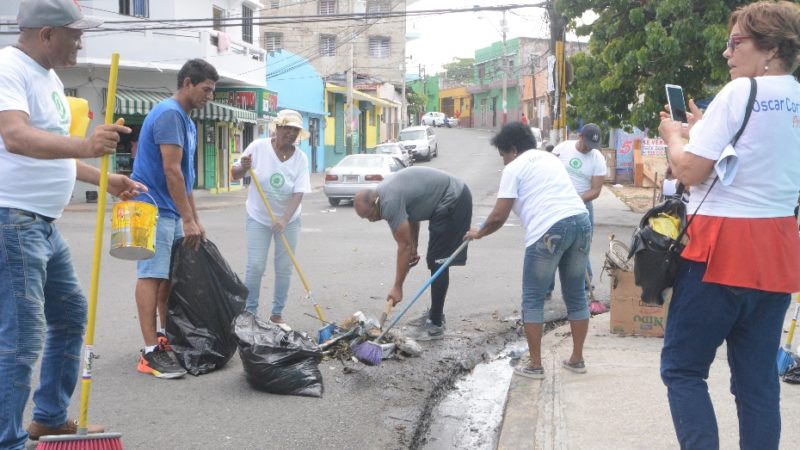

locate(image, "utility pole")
(548, 2), (567, 144)
(529, 54), (537, 125)
(501, 9), (508, 126)
(400, 58), (406, 132)
(346, 32), (354, 155)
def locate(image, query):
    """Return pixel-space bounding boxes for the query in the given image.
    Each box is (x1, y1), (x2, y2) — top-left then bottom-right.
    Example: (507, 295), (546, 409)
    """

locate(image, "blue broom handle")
(377, 238), (470, 340)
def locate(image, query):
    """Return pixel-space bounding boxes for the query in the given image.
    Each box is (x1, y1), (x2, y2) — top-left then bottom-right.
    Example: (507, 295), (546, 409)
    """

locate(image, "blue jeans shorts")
(136, 215), (183, 279)
(522, 213), (592, 323)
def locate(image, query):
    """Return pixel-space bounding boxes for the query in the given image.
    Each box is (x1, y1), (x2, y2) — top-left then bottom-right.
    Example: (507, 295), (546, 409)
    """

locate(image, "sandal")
(514, 365), (545, 379)
(562, 359), (587, 374)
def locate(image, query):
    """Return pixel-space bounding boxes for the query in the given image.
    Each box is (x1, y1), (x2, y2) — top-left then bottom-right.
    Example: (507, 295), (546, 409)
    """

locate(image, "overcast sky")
(405, 1), (592, 75)
(405, 0), (551, 75)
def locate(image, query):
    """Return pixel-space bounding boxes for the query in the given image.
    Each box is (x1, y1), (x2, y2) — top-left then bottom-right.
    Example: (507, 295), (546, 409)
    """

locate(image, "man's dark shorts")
(426, 186), (472, 270)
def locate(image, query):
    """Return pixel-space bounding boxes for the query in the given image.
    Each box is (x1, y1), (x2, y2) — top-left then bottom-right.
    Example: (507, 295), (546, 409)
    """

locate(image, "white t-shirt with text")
(236, 138), (311, 226)
(0, 46), (76, 218)
(498, 150), (588, 247)
(685, 75), (800, 218)
(552, 140), (607, 195)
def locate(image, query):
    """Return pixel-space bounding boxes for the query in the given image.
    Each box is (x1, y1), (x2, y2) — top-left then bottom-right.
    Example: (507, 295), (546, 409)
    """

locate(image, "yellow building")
(323, 83), (397, 167)
(439, 86), (471, 127)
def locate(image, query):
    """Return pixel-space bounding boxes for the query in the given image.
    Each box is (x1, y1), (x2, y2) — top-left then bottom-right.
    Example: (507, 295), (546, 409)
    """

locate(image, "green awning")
(114, 89), (259, 124)
(193, 100), (258, 123)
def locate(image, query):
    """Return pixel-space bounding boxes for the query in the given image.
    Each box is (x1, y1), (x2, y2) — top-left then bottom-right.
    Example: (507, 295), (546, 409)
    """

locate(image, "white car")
(399, 126), (438, 162)
(323, 154), (407, 206)
(374, 142), (413, 167)
(421, 112), (446, 127)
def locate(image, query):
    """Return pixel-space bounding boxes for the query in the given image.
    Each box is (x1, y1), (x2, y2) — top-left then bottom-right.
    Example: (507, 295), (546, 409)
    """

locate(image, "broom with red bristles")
(587, 270), (607, 315)
(37, 53), (124, 450)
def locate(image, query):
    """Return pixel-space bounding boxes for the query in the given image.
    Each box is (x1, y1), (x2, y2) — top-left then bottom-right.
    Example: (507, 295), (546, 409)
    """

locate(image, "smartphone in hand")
(665, 84), (689, 124)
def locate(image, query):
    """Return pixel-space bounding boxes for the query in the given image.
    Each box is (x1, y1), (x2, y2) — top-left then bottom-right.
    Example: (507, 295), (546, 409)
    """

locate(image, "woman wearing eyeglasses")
(657, 2), (800, 449)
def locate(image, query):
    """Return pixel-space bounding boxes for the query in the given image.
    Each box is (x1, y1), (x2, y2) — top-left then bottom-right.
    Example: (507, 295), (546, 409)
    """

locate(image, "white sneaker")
(268, 318), (292, 332)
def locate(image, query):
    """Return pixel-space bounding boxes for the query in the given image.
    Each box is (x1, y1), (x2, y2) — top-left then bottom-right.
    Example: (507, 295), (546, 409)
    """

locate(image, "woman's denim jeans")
(661, 260), (790, 450)
(243, 215), (301, 316)
(522, 213), (592, 323)
(0, 208), (86, 450)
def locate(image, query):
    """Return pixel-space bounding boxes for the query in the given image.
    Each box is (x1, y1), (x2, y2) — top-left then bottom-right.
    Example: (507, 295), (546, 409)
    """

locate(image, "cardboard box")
(609, 270), (669, 337)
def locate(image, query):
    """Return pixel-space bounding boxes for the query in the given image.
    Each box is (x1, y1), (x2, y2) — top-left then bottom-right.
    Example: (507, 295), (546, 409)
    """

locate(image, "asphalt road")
(23, 127), (633, 449)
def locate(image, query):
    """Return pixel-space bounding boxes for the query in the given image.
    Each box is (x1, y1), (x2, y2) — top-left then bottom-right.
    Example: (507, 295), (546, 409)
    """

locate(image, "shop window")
(318, 0), (336, 15)
(264, 32), (282, 52)
(242, 5), (253, 44)
(212, 6), (224, 31)
(327, 92), (335, 116)
(320, 35), (336, 57)
(367, 0), (389, 14)
(368, 37), (390, 59)
(119, 0), (149, 18)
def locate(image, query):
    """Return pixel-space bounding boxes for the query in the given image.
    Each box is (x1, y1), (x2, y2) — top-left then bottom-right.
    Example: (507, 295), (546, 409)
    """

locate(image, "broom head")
(777, 346), (794, 376)
(37, 432), (123, 450)
(589, 299), (608, 315)
(317, 323), (337, 343)
(351, 340), (382, 366)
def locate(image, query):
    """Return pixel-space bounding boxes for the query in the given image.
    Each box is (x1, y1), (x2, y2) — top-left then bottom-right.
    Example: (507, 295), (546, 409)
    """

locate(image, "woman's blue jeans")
(0, 208), (86, 450)
(661, 260), (790, 450)
(243, 215), (301, 316)
(522, 213), (592, 323)
(548, 201), (593, 293)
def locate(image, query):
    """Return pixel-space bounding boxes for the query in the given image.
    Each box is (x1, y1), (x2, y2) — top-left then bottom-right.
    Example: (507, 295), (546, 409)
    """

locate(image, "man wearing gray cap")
(550, 123), (607, 293)
(0, 1), (141, 447)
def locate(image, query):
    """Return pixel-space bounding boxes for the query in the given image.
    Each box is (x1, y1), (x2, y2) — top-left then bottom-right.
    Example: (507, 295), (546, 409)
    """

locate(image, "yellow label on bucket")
(110, 200), (158, 260)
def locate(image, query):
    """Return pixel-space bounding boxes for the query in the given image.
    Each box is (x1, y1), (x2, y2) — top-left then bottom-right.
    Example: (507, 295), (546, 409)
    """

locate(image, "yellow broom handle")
(786, 293), (800, 347)
(79, 53), (119, 433)
(249, 168), (325, 322)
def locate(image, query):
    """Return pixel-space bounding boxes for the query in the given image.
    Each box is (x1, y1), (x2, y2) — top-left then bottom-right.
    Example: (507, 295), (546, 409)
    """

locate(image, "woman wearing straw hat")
(232, 109), (311, 331)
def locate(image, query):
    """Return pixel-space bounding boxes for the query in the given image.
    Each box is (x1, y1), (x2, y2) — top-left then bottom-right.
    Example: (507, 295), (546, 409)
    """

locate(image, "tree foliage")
(555, 0), (760, 134)
(406, 90), (427, 119)
(443, 57), (476, 84)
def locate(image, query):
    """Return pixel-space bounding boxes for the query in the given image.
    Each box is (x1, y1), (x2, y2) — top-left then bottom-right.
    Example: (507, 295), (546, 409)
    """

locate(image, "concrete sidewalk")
(496, 311), (800, 449)
(497, 186), (800, 450)
(64, 173), (327, 214)
(496, 185), (800, 449)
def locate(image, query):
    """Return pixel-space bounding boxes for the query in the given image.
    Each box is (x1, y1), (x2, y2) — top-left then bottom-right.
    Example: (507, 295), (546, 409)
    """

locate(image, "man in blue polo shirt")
(131, 59), (218, 379)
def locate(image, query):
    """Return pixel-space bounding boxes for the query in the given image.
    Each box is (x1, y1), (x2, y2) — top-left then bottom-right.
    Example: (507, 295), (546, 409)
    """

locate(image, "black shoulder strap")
(674, 77), (757, 244)
(674, 78), (756, 197)
(732, 78), (758, 146)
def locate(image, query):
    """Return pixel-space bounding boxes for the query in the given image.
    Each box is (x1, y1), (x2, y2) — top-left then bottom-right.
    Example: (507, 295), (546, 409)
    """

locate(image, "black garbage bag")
(234, 312), (323, 397)
(166, 238), (247, 375)
(784, 361), (800, 384)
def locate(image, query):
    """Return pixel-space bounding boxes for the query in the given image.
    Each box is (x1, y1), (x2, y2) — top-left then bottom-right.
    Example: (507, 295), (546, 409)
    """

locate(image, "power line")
(0, 3), (547, 34)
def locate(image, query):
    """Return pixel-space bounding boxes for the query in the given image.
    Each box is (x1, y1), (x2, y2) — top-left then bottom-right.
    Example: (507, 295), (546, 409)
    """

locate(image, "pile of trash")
(316, 311), (424, 362)
(163, 239), (425, 398)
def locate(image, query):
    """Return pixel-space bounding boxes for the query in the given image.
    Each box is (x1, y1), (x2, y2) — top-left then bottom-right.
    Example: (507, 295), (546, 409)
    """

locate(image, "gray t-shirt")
(376, 166), (465, 232)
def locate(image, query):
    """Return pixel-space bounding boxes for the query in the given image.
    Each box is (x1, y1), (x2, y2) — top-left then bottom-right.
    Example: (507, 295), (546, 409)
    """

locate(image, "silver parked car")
(374, 142), (413, 167)
(398, 125), (438, 162)
(323, 154), (407, 206)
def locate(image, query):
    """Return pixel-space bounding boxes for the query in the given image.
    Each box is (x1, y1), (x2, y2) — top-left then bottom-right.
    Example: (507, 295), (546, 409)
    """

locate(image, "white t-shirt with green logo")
(497, 150), (588, 247)
(0, 46), (75, 218)
(552, 140), (607, 195)
(236, 138), (311, 226)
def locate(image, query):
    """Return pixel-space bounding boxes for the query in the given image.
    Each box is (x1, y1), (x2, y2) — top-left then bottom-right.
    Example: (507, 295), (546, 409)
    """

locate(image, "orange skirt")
(681, 215), (800, 293)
